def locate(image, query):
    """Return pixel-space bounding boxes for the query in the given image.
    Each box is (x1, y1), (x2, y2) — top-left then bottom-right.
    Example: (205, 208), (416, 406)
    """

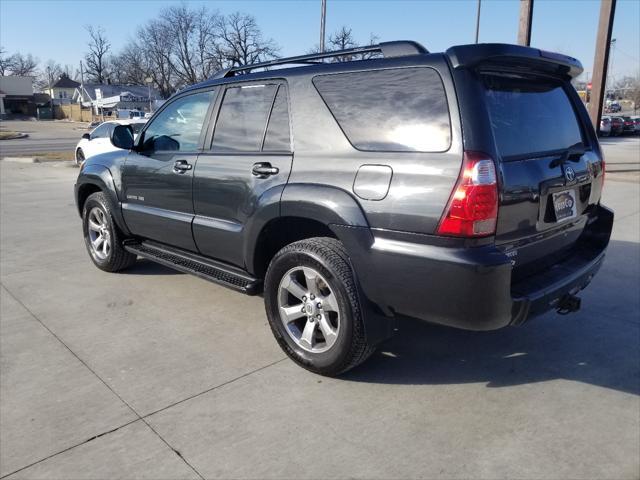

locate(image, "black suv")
(75, 41), (613, 375)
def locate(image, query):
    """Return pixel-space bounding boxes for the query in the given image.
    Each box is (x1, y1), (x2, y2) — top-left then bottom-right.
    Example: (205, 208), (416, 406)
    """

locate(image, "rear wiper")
(549, 142), (586, 167)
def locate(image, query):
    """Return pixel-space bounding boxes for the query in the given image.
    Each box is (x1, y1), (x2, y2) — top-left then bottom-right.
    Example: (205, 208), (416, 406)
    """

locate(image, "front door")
(193, 82), (293, 268)
(121, 89), (216, 251)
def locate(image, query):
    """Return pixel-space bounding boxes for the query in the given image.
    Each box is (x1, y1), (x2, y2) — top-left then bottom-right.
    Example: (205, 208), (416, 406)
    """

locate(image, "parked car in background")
(621, 116), (636, 134)
(600, 116), (611, 136)
(610, 116), (624, 136)
(75, 119), (147, 165)
(631, 116), (640, 133)
(605, 102), (621, 113)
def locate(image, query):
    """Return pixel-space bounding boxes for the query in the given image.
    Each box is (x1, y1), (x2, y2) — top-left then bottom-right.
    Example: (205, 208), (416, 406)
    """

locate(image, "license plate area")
(552, 189), (577, 222)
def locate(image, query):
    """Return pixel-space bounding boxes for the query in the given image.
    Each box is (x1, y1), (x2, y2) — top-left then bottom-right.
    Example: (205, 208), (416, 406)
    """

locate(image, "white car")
(75, 119), (147, 165)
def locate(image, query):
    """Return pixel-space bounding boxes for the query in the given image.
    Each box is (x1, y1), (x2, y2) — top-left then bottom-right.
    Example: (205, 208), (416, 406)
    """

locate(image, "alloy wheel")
(87, 206), (111, 260)
(277, 266), (340, 353)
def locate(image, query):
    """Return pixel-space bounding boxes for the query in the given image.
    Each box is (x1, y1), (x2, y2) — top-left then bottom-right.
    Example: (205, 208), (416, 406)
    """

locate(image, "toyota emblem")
(564, 166), (576, 183)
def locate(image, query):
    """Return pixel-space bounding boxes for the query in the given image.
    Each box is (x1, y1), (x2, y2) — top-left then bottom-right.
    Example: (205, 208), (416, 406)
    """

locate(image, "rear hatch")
(485, 74), (604, 275)
(447, 44), (605, 277)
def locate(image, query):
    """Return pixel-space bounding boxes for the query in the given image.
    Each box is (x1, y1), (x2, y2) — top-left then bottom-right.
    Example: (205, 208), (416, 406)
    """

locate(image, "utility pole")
(145, 76), (153, 113)
(79, 60), (84, 103)
(475, 0), (482, 44)
(320, 0), (327, 53)
(588, 0), (617, 132)
(517, 0), (534, 46)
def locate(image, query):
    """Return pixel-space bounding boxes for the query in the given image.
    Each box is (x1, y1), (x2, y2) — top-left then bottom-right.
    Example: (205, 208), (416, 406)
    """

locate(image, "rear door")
(193, 81), (293, 268)
(481, 74), (605, 270)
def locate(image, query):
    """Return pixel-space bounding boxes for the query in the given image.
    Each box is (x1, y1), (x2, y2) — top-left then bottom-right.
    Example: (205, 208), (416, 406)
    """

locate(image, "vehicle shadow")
(344, 239), (640, 396)
(126, 258), (184, 275)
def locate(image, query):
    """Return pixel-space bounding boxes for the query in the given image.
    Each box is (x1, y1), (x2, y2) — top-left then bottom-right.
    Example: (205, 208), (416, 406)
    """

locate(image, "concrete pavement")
(0, 142), (638, 478)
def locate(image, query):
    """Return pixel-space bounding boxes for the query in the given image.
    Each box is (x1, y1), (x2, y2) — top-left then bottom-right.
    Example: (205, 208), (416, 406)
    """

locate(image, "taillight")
(437, 151), (498, 237)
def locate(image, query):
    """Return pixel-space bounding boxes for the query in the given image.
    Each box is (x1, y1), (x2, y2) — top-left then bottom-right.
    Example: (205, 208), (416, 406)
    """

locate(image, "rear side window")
(212, 84), (278, 152)
(483, 75), (583, 158)
(313, 67), (451, 152)
(263, 85), (291, 151)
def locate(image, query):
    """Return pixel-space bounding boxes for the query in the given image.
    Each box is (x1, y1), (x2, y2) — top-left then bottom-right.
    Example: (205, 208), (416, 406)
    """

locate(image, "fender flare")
(75, 164), (130, 235)
(246, 184), (393, 344)
(280, 184), (369, 227)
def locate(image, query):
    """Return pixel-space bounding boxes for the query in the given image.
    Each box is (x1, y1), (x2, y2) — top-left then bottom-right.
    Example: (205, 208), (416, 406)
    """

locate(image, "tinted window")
(313, 68), (451, 152)
(212, 84), (277, 152)
(142, 90), (214, 152)
(263, 85), (291, 151)
(483, 75), (583, 158)
(90, 123), (111, 139)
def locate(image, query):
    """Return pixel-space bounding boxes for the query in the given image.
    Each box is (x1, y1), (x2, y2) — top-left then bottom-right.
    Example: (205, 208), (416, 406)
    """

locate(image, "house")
(0, 76), (35, 116)
(45, 74), (80, 104)
(73, 83), (160, 114)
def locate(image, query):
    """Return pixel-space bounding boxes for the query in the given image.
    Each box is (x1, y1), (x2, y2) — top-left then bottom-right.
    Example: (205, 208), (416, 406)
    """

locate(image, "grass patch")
(0, 131), (24, 140)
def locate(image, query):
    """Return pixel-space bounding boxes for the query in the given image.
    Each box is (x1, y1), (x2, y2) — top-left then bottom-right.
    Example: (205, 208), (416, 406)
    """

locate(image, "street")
(0, 137), (639, 479)
(0, 120), (84, 155)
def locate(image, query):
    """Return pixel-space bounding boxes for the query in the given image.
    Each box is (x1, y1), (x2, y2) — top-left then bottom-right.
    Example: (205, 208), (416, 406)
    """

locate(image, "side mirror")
(111, 124), (134, 150)
(82, 133), (90, 140)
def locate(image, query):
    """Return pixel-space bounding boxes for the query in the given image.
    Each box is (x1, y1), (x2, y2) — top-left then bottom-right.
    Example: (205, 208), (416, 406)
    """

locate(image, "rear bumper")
(333, 205), (613, 331)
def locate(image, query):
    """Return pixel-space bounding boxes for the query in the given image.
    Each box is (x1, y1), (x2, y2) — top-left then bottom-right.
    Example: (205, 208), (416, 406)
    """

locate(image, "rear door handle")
(251, 162), (279, 177)
(173, 160), (192, 173)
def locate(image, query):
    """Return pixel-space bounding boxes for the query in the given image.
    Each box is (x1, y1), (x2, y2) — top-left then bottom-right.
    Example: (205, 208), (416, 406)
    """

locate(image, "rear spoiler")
(446, 43), (583, 80)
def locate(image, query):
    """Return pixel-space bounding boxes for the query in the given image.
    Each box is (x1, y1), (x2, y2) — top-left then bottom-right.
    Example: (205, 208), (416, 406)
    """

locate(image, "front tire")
(75, 148), (85, 166)
(82, 192), (136, 272)
(264, 237), (375, 376)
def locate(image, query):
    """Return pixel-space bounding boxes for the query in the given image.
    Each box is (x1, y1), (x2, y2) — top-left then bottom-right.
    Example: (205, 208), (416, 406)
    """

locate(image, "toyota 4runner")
(75, 41), (613, 376)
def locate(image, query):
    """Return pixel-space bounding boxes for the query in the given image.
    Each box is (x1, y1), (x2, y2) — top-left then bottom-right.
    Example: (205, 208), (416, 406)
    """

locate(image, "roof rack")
(210, 40), (428, 79)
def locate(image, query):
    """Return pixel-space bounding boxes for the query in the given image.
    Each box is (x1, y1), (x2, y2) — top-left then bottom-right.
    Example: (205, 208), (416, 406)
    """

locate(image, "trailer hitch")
(556, 293), (581, 315)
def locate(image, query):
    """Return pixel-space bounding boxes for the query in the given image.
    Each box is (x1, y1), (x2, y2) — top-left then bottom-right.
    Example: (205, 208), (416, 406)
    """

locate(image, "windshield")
(483, 75), (583, 159)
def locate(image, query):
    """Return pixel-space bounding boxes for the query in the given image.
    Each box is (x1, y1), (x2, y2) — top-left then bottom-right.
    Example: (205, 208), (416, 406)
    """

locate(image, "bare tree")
(160, 5), (222, 87)
(106, 7), (279, 97)
(0, 46), (9, 76)
(309, 29), (380, 61)
(35, 59), (62, 91)
(110, 43), (148, 85)
(137, 19), (175, 98)
(84, 26), (111, 83)
(5, 52), (39, 76)
(215, 12), (279, 67)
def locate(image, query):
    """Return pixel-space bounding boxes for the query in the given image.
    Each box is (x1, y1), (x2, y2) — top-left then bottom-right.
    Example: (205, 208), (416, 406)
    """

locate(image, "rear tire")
(264, 237), (375, 376)
(82, 192), (136, 272)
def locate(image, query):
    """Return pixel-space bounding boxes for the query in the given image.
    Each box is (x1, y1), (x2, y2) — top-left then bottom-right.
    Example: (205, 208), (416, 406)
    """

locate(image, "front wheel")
(75, 148), (85, 166)
(264, 237), (375, 376)
(82, 192), (136, 272)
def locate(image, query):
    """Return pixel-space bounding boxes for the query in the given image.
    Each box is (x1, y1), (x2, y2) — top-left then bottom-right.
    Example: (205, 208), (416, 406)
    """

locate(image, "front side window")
(90, 123), (112, 139)
(313, 67), (451, 152)
(142, 90), (214, 152)
(212, 84), (278, 152)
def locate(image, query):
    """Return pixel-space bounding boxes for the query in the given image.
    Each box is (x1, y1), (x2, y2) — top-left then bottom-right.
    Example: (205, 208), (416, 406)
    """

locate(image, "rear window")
(483, 75), (583, 158)
(313, 67), (451, 152)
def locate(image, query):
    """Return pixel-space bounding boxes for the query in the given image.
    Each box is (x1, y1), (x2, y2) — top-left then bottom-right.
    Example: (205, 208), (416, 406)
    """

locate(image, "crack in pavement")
(1, 282), (287, 479)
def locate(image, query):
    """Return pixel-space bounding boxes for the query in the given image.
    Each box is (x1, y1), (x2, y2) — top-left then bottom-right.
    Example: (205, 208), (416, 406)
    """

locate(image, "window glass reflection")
(313, 68), (451, 152)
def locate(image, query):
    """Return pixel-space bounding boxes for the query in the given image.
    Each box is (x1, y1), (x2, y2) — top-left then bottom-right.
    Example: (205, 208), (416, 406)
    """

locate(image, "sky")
(1, 0), (639, 82)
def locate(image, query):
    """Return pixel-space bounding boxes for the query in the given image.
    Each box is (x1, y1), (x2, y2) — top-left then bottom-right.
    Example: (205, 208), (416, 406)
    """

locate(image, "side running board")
(124, 240), (261, 295)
